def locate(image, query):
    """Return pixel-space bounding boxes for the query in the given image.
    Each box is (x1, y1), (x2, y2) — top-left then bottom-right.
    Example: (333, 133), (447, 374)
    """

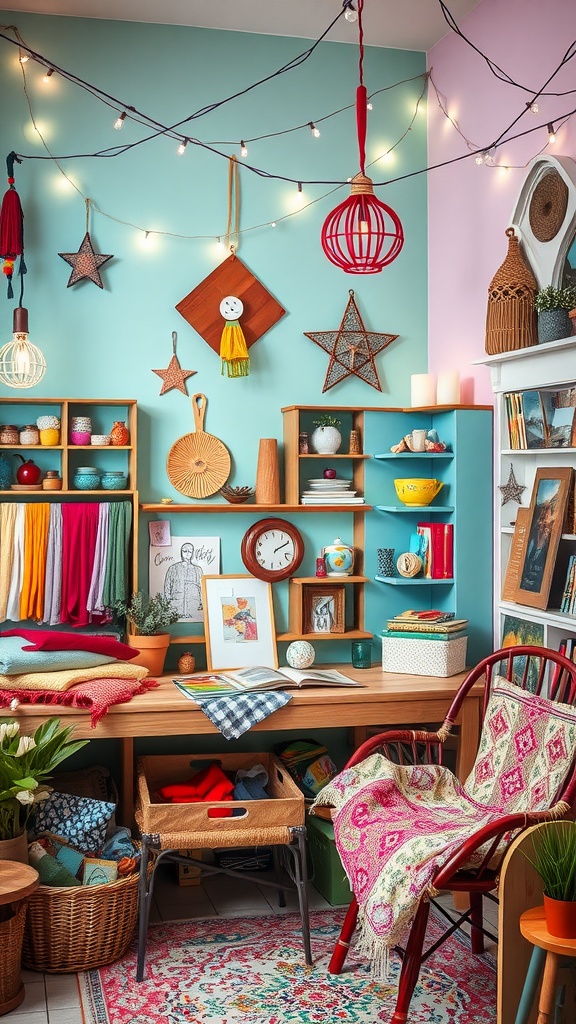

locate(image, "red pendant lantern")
(321, 1), (404, 274)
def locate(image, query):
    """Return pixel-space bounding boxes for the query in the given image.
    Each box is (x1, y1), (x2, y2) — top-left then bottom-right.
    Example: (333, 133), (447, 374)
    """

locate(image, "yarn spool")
(396, 552), (422, 578)
(255, 438), (280, 504)
(485, 228), (538, 355)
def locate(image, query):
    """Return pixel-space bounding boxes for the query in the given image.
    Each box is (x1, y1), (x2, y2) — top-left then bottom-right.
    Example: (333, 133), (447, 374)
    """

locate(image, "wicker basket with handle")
(485, 227), (538, 354)
(22, 869), (141, 973)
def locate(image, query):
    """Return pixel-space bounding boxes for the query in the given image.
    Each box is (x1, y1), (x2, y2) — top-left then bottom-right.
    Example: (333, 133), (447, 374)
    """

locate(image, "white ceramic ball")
(286, 641), (316, 670)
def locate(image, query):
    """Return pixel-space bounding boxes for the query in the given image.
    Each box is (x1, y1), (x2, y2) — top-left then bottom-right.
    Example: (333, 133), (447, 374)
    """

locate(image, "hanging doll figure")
(219, 295), (249, 378)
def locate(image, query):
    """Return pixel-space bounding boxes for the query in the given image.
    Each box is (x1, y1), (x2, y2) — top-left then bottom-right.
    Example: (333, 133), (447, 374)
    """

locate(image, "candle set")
(410, 372), (461, 407)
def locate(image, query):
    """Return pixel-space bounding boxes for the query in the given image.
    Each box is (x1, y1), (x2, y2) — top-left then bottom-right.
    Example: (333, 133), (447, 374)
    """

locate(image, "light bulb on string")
(367, 100), (373, 111)
(475, 152), (486, 165)
(18, 51), (29, 64)
(526, 100), (539, 114)
(177, 139), (188, 156)
(141, 230), (153, 248)
(344, 2), (358, 23)
(309, 122), (321, 138)
(0, 308), (46, 389)
(113, 111), (127, 130)
(42, 68), (54, 83)
(547, 122), (556, 143)
(240, 140), (248, 158)
(216, 236), (224, 251)
(270, 222), (277, 228)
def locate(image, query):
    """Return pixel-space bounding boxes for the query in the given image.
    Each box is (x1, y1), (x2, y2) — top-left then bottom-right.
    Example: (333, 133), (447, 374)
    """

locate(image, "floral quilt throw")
(312, 676), (576, 977)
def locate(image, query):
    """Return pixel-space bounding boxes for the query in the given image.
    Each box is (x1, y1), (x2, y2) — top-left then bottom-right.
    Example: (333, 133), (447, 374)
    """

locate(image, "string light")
(240, 140), (248, 158)
(0, 308), (46, 389)
(271, 222), (276, 228)
(216, 236), (224, 250)
(42, 68), (54, 83)
(343, 2), (358, 23)
(309, 122), (321, 138)
(113, 111), (127, 130)
(547, 122), (556, 143)
(18, 51), (29, 64)
(367, 101), (373, 111)
(177, 139), (188, 156)
(526, 100), (539, 114)
(475, 152), (486, 165)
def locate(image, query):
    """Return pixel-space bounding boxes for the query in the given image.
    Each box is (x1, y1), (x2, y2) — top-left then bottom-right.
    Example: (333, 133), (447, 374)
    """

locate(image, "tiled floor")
(9, 869), (499, 1023)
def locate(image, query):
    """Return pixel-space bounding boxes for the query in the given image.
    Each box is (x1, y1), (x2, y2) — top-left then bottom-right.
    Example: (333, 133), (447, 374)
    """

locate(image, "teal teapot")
(0, 453), (12, 490)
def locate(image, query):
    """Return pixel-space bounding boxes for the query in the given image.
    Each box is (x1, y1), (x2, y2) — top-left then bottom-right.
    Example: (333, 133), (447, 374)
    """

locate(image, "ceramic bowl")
(91, 434), (111, 446)
(70, 431), (92, 446)
(220, 485), (254, 504)
(394, 478), (444, 506)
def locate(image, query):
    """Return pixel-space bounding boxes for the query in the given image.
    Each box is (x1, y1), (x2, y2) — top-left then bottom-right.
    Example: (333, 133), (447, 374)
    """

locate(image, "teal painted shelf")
(374, 505), (455, 513)
(375, 576), (454, 585)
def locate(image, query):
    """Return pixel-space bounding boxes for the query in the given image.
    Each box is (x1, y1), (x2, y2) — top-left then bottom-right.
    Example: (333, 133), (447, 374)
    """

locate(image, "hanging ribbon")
(225, 155), (240, 253)
(0, 152), (27, 300)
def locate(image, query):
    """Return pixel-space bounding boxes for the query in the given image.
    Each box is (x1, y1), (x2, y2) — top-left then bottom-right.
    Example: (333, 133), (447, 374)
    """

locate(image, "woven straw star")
(499, 463), (526, 505)
(58, 231), (113, 288)
(304, 290), (398, 392)
(153, 332), (196, 395)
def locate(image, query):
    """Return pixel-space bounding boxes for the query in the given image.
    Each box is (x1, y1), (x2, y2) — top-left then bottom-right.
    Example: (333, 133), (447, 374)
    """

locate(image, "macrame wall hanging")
(304, 290), (398, 392)
(0, 152), (26, 300)
(485, 227), (538, 355)
(58, 198), (113, 288)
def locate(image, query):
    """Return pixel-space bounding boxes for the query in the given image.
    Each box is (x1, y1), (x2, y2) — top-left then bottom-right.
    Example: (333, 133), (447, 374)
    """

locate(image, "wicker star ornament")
(153, 332), (196, 395)
(304, 290), (398, 392)
(58, 231), (113, 288)
(499, 463), (526, 505)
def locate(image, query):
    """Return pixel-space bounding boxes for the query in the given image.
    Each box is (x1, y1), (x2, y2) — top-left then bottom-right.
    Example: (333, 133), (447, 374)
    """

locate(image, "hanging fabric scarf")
(101, 501), (132, 611)
(60, 503), (100, 627)
(19, 502), (50, 622)
(0, 504), (18, 621)
(219, 158), (250, 377)
(42, 504), (63, 626)
(5, 504), (25, 622)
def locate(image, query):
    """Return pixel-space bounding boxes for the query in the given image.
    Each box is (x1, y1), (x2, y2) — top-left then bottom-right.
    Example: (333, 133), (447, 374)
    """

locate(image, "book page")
(282, 667), (362, 686)
(226, 665), (288, 688)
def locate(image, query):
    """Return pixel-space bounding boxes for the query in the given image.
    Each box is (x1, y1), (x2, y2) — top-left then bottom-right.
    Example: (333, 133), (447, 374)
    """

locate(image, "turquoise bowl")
(101, 471), (127, 490)
(74, 468), (100, 490)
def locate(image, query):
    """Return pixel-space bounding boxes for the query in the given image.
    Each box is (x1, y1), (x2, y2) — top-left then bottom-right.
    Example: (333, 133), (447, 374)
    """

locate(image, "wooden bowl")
(220, 485), (254, 504)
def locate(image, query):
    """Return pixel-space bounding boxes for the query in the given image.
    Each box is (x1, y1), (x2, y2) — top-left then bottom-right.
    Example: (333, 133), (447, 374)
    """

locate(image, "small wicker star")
(304, 290), (398, 392)
(499, 463), (526, 505)
(58, 231), (113, 288)
(153, 332), (196, 395)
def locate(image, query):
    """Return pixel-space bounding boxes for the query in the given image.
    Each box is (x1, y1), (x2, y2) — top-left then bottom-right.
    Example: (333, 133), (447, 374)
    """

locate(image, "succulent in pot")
(114, 591), (179, 676)
(523, 820), (576, 938)
(310, 413), (342, 455)
(534, 285), (576, 343)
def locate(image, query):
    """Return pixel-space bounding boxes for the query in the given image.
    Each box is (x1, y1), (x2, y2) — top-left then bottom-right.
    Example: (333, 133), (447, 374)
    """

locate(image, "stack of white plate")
(300, 478), (365, 504)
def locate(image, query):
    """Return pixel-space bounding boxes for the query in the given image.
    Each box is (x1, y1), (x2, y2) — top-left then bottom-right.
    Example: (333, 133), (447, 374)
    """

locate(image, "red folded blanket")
(0, 675), (159, 727)
(1, 628), (138, 661)
(159, 762), (234, 817)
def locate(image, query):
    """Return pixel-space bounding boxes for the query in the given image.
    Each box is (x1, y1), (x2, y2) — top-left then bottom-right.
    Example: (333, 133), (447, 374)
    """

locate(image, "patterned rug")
(78, 908), (496, 1024)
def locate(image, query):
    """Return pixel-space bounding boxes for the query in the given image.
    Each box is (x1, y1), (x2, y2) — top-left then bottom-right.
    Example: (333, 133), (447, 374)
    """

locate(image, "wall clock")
(241, 518), (304, 582)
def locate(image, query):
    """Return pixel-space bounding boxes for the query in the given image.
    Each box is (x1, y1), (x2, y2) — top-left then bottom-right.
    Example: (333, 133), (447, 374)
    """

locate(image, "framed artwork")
(513, 467), (573, 609)
(501, 507), (530, 602)
(202, 574), (278, 671)
(500, 613), (545, 693)
(303, 586), (345, 634)
(149, 536), (220, 623)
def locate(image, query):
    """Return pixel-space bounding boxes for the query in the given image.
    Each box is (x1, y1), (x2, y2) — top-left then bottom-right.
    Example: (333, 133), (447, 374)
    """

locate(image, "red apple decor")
(14, 454), (42, 484)
(324, 468), (337, 479)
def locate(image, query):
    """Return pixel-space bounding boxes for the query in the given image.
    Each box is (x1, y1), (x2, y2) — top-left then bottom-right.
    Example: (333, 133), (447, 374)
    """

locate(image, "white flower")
(15, 735), (36, 757)
(15, 790), (35, 805)
(0, 722), (20, 743)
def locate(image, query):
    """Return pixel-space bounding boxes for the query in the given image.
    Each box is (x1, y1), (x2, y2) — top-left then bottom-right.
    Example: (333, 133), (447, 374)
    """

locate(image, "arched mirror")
(510, 155), (576, 289)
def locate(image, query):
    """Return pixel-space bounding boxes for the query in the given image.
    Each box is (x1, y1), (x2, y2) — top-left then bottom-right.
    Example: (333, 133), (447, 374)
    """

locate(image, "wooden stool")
(518, 906), (576, 1024)
(0, 861), (39, 1015)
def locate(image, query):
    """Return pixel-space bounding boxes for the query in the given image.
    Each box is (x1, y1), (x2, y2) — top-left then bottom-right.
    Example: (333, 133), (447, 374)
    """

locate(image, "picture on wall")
(149, 537), (220, 622)
(202, 575), (277, 671)
(303, 586), (345, 634)
(514, 467), (573, 610)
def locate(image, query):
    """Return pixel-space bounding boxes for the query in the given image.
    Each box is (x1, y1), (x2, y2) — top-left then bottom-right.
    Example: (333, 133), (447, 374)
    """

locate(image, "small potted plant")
(523, 820), (576, 938)
(534, 285), (576, 344)
(0, 718), (88, 863)
(115, 591), (179, 675)
(310, 413), (342, 455)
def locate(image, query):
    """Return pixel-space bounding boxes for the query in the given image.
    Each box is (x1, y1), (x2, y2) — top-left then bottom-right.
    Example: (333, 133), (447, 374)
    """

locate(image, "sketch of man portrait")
(164, 543), (204, 618)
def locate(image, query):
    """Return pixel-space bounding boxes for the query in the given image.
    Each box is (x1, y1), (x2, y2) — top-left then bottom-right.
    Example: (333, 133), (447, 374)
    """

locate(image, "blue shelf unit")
(363, 407), (494, 667)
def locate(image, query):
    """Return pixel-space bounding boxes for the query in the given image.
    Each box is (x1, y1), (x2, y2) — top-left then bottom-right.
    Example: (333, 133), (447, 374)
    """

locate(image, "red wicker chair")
(326, 645), (576, 1023)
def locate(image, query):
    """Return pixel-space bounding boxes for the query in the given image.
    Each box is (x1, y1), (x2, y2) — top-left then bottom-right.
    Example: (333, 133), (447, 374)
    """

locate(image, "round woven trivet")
(529, 170), (569, 242)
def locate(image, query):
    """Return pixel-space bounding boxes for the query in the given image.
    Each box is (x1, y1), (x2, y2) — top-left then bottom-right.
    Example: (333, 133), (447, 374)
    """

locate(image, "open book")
(174, 665), (364, 698)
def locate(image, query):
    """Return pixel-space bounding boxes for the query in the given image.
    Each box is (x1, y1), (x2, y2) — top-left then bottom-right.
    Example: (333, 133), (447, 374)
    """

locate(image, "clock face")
(241, 518), (304, 582)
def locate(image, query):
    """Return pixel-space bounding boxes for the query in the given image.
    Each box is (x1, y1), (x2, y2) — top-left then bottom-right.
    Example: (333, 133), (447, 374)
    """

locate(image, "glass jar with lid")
(19, 424), (40, 445)
(0, 425), (19, 445)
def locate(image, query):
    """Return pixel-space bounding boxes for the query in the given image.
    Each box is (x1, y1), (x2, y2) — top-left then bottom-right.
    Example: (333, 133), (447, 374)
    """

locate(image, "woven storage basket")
(22, 869), (140, 973)
(0, 902), (27, 1007)
(485, 227), (538, 354)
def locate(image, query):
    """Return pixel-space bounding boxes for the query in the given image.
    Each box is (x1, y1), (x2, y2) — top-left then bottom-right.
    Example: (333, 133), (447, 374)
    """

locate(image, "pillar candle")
(436, 372), (461, 405)
(410, 373), (436, 407)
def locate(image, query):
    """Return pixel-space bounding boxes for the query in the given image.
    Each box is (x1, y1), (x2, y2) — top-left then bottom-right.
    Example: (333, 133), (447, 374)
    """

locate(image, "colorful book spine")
(381, 629), (467, 641)
(417, 522), (454, 579)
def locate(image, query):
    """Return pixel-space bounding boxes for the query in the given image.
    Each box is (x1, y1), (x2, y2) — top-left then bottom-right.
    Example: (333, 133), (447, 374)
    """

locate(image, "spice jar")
(19, 424), (40, 445)
(42, 471), (62, 491)
(0, 425), (19, 445)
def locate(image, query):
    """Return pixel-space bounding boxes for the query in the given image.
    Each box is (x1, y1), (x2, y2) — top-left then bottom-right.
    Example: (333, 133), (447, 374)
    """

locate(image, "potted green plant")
(115, 591), (179, 676)
(0, 718), (88, 863)
(534, 285), (576, 344)
(310, 413), (342, 454)
(523, 820), (576, 938)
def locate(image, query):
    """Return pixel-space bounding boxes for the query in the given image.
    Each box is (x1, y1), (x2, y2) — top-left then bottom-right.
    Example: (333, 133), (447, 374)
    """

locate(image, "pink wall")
(427, 0), (576, 404)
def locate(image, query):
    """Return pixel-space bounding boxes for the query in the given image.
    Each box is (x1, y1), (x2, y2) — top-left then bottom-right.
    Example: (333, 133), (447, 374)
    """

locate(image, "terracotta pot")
(0, 832), (28, 865)
(127, 633), (170, 676)
(543, 893), (576, 939)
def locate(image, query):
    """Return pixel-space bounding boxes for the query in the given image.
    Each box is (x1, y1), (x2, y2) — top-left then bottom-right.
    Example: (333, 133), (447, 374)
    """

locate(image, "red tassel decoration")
(0, 152), (26, 299)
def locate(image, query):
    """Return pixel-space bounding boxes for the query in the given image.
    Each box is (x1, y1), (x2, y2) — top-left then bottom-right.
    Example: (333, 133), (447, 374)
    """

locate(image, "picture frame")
(302, 585), (345, 634)
(513, 466), (573, 610)
(501, 507), (531, 602)
(500, 613), (545, 693)
(149, 536), (220, 623)
(201, 574), (278, 671)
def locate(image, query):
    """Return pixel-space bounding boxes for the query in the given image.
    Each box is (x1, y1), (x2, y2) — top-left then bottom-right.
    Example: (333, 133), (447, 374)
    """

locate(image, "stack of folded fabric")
(157, 761), (271, 819)
(0, 629), (158, 726)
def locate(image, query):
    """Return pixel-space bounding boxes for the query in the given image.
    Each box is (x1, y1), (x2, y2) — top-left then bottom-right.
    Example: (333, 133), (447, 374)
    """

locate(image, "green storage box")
(306, 813), (352, 906)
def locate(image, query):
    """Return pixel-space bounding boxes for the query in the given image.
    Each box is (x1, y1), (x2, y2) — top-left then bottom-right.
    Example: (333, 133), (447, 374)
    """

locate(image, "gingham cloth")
(194, 690), (292, 740)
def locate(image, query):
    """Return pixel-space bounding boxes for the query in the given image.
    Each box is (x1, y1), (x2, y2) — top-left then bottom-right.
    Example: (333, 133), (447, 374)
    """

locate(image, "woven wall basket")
(485, 227), (538, 355)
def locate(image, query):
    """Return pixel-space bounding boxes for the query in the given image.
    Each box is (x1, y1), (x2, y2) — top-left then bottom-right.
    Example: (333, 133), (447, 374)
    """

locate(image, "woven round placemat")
(529, 170), (569, 241)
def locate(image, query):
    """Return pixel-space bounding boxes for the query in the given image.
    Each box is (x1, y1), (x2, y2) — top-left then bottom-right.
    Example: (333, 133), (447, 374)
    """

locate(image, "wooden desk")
(11, 667), (481, 822)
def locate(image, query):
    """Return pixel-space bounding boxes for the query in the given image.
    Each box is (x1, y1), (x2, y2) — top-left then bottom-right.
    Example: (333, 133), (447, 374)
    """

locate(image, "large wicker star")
(499, 463), (526, 505)
(153, 352), (196, 395)
(304, 290), (398, 392)
(58, 231), (113, 288)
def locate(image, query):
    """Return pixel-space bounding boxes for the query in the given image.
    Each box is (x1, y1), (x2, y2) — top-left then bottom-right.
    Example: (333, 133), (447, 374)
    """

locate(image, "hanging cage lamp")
(321, 0), (404, 274)
(0, 306), (46, 388)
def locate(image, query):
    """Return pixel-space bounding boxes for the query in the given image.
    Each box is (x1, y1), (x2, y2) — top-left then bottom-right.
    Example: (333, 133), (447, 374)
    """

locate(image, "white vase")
(310, 425), (342, 454)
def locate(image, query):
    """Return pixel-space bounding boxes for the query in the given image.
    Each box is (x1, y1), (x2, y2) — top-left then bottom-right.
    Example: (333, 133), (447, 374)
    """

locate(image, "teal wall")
(0, 13), (428, 670)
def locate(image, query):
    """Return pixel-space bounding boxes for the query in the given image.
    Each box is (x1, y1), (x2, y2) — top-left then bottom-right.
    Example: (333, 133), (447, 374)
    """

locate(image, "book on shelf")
(560, 554), (576, 614)
(416, 522), (453, 579)
(521, 390), (548, 449)
(558, 637), (576, 662)
(381, 628), (467, 642)
(503, 388), (576, 450)
(386, 611), (468, 634)
(173, 666), (364, 697)
(390, 609), (456, 623)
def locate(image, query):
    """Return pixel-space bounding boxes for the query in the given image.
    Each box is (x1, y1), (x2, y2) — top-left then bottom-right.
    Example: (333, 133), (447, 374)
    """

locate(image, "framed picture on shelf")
(500, 614), (545, 693)
(521, 391), (548, 449)
(201, 574), (278, 671)
(513, 467), (573, 610)
(303, 585), (345, 634)
(501, 507), (531, 602)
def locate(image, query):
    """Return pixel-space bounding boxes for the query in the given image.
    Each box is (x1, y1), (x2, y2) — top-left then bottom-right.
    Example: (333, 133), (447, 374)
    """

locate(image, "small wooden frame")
(303, 585), (345, 634)
(513, 466), (573, 610)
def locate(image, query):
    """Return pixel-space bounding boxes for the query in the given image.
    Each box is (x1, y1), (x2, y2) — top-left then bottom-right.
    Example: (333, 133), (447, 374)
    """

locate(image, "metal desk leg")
(514, 945), (546, 1024)
(136, 836), (158, 983)
(286, 826), (312, 966)
(272, 846), (286, 908)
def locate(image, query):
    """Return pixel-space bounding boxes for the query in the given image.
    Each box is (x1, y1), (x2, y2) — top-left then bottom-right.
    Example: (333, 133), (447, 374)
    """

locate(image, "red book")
(418, 523), (453, 579)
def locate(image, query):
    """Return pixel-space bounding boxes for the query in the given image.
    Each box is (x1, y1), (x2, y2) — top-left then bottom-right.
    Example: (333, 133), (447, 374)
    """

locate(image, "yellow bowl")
(394, 478), (443, 506)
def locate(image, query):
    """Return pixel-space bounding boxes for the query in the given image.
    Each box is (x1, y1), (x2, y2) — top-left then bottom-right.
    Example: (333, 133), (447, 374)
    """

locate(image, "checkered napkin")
(193, 690), (292, 740)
